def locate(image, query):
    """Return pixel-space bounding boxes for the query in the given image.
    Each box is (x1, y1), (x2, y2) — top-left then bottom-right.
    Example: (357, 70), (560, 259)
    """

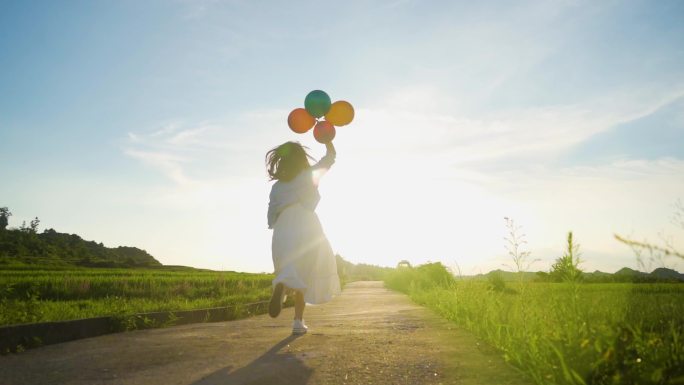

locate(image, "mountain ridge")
(467, 267), (684, 283)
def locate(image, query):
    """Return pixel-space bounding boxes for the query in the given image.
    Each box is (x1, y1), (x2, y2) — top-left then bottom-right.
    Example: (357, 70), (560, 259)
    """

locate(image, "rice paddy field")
(3, 263), (683, 384)
(385, 263), (684, 385)
(0, 267), (274, 327)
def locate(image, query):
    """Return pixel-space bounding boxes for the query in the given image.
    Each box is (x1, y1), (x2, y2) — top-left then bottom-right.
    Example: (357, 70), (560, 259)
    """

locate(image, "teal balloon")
(304, 90), (332, 118)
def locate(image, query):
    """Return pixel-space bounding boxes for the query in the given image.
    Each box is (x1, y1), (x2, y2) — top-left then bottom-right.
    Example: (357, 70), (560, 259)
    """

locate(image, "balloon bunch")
(287, 90), (354, 143)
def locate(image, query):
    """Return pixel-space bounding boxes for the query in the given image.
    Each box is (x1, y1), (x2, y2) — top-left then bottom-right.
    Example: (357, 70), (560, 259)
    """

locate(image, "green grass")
(385, 263), (684, 385)
(0, 267), (274, 326)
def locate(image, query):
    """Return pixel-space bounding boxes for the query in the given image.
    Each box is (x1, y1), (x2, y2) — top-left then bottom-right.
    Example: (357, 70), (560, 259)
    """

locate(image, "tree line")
(0, 207), (161, 268)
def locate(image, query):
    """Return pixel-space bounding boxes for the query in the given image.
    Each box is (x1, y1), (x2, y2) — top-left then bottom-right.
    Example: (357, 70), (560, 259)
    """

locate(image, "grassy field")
(385, 263), (684, 385)
(0, 267), (274, 327)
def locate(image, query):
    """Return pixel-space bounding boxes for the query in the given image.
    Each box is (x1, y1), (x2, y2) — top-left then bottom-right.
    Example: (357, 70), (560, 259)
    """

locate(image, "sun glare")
(315, 150), (511, 272)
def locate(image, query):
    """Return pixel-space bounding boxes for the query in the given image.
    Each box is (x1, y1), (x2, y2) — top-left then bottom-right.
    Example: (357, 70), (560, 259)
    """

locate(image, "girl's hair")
(265, 141), (314, 182)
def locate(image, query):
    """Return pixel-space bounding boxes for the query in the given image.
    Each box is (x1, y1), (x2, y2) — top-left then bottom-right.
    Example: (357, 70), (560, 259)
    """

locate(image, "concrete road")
(0, 281), (532, 385)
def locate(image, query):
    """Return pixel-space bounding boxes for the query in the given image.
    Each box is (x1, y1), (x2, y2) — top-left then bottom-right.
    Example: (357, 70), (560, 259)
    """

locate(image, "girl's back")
(267, 143), (335, 229)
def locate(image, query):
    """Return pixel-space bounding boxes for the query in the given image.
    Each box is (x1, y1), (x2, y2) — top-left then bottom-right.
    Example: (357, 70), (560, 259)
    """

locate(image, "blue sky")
(1, 0), (683, 274)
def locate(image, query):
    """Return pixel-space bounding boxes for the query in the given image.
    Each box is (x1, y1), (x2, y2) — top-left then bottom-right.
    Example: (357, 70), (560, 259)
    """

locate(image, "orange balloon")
(288, 108), (315, 134)
(325, 100), (354, 126)
(313, 121), (336, 143)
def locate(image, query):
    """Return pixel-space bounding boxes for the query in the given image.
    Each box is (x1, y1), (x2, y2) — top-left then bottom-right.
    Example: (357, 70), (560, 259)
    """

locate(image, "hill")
(465, 269), (539, 282)
(466, 267), (684, 283)
(578, 267), (684, 283)
(0, 228), (161, 268)
(651, 267), (684, 280)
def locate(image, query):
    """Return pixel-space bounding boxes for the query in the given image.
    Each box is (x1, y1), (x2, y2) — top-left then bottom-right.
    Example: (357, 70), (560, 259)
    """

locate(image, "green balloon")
(304, 90), (332, 118)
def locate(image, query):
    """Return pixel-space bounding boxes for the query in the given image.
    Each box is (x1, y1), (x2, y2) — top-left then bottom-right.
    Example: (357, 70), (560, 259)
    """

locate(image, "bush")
(487, 271), (507, 292)
(385, 262), (455, 293)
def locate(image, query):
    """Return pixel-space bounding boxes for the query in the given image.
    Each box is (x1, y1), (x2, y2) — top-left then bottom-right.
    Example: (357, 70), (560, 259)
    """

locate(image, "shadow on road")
(192, 334), (312, 385)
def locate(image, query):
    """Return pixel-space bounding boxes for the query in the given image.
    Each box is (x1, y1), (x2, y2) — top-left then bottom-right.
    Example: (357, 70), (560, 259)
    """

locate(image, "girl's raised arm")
(312, 142), (336, 171)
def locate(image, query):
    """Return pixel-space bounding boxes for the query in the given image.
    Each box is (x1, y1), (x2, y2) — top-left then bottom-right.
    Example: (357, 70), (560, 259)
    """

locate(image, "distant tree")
(550, 231), (583, 282)
(19, 217), (40, 234)
(535, 271), (551, 282)
(29, 217), (40, 233)
(397, 260), (412, 268)
(0, 207), (11, 230)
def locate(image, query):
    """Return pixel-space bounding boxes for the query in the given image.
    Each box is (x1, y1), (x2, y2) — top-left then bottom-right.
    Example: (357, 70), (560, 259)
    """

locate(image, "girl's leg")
(269, 282), (286, 318)
(294, 290), (305, 320)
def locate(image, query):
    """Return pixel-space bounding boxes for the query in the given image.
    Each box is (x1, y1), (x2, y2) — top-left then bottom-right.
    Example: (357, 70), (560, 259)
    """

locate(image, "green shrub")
(385, 262), (455, 293)
(487, 271), (506, 292)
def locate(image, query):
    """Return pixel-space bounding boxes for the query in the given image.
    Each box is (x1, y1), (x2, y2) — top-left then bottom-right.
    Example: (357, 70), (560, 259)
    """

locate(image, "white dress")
(268, 153), (341, 304)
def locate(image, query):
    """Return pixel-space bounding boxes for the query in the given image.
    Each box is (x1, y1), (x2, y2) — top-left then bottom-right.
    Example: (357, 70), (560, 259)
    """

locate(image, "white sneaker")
(292, 319), (308, 335)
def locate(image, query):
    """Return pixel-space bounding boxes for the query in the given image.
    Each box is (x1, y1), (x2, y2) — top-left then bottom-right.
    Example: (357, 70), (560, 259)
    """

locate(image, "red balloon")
(313, 121), (336, 143)
(288, 108), (315, 134)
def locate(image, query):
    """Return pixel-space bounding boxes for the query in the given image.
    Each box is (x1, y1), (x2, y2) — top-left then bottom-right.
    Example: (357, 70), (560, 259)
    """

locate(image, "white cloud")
(329, 85), (684, 188)
(124, 149), (193, 186)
